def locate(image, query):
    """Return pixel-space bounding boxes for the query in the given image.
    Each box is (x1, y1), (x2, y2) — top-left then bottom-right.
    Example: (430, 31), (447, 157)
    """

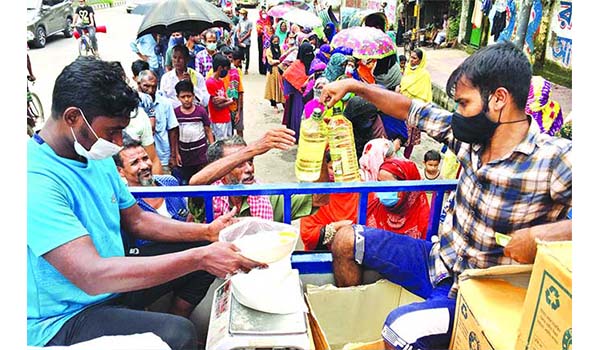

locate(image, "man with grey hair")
(137, 69), (180, 174)
(195, 29), (219, 78)
(188, 128), (330, 222)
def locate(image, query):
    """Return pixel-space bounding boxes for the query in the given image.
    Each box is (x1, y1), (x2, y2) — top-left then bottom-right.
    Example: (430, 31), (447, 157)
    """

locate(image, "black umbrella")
(136, 0), (232, 38)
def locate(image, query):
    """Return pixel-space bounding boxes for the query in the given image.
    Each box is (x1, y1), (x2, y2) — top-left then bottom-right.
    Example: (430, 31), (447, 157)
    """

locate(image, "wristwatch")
(322, 223), (337, 246)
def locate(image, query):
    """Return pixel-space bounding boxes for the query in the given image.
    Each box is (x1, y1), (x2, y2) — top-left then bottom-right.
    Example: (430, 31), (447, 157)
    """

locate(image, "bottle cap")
(311, 108), (323, 120)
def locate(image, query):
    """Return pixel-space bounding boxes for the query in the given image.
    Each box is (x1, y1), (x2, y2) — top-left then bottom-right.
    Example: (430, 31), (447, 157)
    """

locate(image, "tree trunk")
(533, 0), (556, 69)
(458, 0), (470, 43)
(513, 0), (534, 49)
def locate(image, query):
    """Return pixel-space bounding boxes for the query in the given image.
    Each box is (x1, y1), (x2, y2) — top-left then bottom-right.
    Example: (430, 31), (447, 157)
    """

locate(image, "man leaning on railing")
(188, 128), (330, 222)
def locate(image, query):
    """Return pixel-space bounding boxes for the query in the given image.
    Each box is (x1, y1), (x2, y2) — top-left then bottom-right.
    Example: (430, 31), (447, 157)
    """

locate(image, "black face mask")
(451, 95), (498, 144)
(451, 109), (498, 145)
(451, 94), (530, 145)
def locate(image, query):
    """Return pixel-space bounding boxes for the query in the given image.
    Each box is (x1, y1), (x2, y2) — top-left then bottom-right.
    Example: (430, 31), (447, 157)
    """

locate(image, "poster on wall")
(546, 0), (572, 68)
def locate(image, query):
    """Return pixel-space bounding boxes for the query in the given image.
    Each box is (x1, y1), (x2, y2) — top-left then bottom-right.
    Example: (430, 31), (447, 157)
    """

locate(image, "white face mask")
(206, 42), (217, 51)
(70, 109), (122, 160)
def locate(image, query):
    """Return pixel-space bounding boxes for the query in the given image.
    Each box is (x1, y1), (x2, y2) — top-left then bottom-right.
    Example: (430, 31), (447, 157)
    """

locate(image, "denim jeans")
(76, 25), (97, 51)
(353, 225), (456, 350)
(46, 299), (197, 350)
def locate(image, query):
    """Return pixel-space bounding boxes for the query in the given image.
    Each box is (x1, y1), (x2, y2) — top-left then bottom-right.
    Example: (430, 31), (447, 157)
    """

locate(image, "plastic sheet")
(220, 218), (306, 314)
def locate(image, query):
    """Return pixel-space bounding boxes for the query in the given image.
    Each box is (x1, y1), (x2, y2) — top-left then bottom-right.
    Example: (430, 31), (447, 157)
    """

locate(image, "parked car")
(126, 0), (159, 13)
(237, 0), (260, 8)
(27, 0), (74, 48)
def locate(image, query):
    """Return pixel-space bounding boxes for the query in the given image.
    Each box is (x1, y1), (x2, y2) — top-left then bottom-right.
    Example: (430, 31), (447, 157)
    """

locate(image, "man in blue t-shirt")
(27, 57), (264, 350)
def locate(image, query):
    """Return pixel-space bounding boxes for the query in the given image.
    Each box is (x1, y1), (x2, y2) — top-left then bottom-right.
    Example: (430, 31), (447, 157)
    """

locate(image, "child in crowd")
(208, 47), (245, 138)
(422, 149), (442, 180)
(173, 80), (214, 185)
(206, 54), (235, 140)
(398, 54), (407, 74)
(421, 149), (442, 206)
(223, 47), (245, 138)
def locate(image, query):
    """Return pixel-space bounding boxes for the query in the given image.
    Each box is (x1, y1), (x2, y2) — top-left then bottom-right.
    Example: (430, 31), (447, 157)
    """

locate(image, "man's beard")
(226, 175), (240, 185)
(138, 172), (154, 187)
(225, 174), (255, 185)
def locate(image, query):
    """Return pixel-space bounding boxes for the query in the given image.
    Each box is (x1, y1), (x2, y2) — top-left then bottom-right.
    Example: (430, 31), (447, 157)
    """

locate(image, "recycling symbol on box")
(461, 304), (468, 319)
(545, 285), (561, 310)
(468, 331), (480, 350)
(562, 328), (572, 350)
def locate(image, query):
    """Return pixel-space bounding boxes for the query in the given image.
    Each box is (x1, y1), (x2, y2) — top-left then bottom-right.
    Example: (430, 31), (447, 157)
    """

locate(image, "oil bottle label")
(330, 150), (343, 175)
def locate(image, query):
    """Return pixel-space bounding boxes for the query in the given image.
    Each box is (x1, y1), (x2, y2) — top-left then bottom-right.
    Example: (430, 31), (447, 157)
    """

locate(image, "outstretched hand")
(206, 207), (239, 242)
(319, 79), (359, 108)
(251, 127), (296, 155)
(200, 241), (267, 279)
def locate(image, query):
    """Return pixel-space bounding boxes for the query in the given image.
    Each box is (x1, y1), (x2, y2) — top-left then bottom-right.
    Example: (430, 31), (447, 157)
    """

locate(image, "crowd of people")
(27, 2), (572, 350)
(124, 1), (455, 182)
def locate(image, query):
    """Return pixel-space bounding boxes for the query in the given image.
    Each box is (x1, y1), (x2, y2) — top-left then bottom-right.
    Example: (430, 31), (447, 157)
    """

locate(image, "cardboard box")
(341, 339), (386, 350)
(516, 242), (572, 350)
(305, 279), (424, 350)
(450, 265), (533, 350)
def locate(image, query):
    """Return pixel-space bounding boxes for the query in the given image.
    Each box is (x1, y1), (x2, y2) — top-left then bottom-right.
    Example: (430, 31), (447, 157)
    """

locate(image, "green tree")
(513, 0), (534, 49)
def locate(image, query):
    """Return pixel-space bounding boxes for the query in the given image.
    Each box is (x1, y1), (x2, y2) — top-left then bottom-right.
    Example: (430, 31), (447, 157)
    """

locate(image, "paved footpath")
(422, 47), (572, 116)
(90, 0), (125, 10)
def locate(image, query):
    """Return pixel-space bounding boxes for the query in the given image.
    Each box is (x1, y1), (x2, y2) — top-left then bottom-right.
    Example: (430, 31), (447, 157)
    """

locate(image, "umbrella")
(130, 0), (162, 15)
(136, 0), (232, 38)
(267, 0), (310, 10)
(267, 4), (296, 18)
(283, 8), (322, 28)
(330, 26), (396, 59)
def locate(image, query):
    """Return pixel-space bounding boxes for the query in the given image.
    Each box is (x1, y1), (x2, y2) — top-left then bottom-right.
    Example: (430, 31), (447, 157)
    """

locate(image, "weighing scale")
(206, 275), (311, 350)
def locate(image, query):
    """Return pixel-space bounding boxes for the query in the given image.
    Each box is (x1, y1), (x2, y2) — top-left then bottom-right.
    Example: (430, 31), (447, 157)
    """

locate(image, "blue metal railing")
(129, 180), (458, 241)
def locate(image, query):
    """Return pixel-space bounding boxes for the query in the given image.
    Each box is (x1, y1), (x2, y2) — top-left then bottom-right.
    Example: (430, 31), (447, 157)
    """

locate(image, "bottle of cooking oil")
(327, 105), (360, 182)
(295, 108), (328, 182)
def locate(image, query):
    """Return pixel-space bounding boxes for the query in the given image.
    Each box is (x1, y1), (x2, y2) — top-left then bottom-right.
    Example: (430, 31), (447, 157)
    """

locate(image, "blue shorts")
(352, 225), (456, 350)
(211, 122), (233, 141)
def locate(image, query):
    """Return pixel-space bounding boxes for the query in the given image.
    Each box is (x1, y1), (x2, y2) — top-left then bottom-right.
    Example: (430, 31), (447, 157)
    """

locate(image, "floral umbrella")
(330, 26), (396, 59)
(267, 4), (297, 18)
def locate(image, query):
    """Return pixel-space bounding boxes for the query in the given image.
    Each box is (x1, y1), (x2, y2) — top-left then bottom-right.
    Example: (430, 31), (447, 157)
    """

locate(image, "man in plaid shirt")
(195, 30), (218, 78)
(320, 42), (572, 350)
